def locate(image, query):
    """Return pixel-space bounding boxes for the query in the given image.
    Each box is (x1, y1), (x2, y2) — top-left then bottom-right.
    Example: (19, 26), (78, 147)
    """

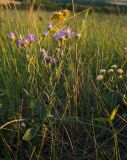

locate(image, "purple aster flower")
(65, 28), (75, 38)
(27, 34), (38, 43)
(44, 55), (56, 64)
(47, 23), (52, 29)
(18, 39), (29, 49)
(18, 40), (22, 49)
(53, 31), (65, 41)
(53, 29), (75, 41)
(8, 32), (15, 41)
(70, 32), (75, 37)
(50, 57), (57, 63)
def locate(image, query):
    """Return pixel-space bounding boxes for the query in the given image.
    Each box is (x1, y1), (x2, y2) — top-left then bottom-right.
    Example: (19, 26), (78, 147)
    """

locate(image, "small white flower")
(96, 75), (104, 81)
(100, 69), (106, 74)
(20, 122), (26, 128)
(111, 64), (117, 69)
(107, 69), (114, 73)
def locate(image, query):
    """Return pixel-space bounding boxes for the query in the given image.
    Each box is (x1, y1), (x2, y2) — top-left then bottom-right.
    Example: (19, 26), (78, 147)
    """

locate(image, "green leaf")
(22, 128), (36, 141)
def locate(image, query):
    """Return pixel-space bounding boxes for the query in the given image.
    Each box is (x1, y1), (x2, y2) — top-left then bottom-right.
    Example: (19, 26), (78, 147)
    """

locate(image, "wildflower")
(53, 29), (75, 41)
(111, 64), (117, 69)
(96, 75), (104, 81)
(66, 29), (75, 38)
(20, 122), (26, 128)
(47, 23), (52, 30)
(8, 32), (15, 41)
(117, 69), (123, 74)
(50, 57), (56, 63)
(27, 34), (37, 43)
(18, 39), (29, 49)
(107, 69), (114, 73)
(100, 69), (106, 74)
(44, 55), (56, 64)
(53, 31), (65, 41)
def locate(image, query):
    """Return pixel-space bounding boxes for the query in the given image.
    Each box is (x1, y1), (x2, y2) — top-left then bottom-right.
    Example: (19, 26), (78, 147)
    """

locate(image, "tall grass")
(0, 7), (127, 160)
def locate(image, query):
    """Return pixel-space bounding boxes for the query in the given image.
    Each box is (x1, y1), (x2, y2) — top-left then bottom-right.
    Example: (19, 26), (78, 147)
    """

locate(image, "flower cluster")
(53, 29), (75, 41)
(8, 32), (38, 49)
(18, 39), (29, 48)
(43, 24), (80, 42)
(96, 64), (124, 81)
(27, 34), (38, 43)
(6, 10), (81, 65)
(17, 34), (37, 48)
